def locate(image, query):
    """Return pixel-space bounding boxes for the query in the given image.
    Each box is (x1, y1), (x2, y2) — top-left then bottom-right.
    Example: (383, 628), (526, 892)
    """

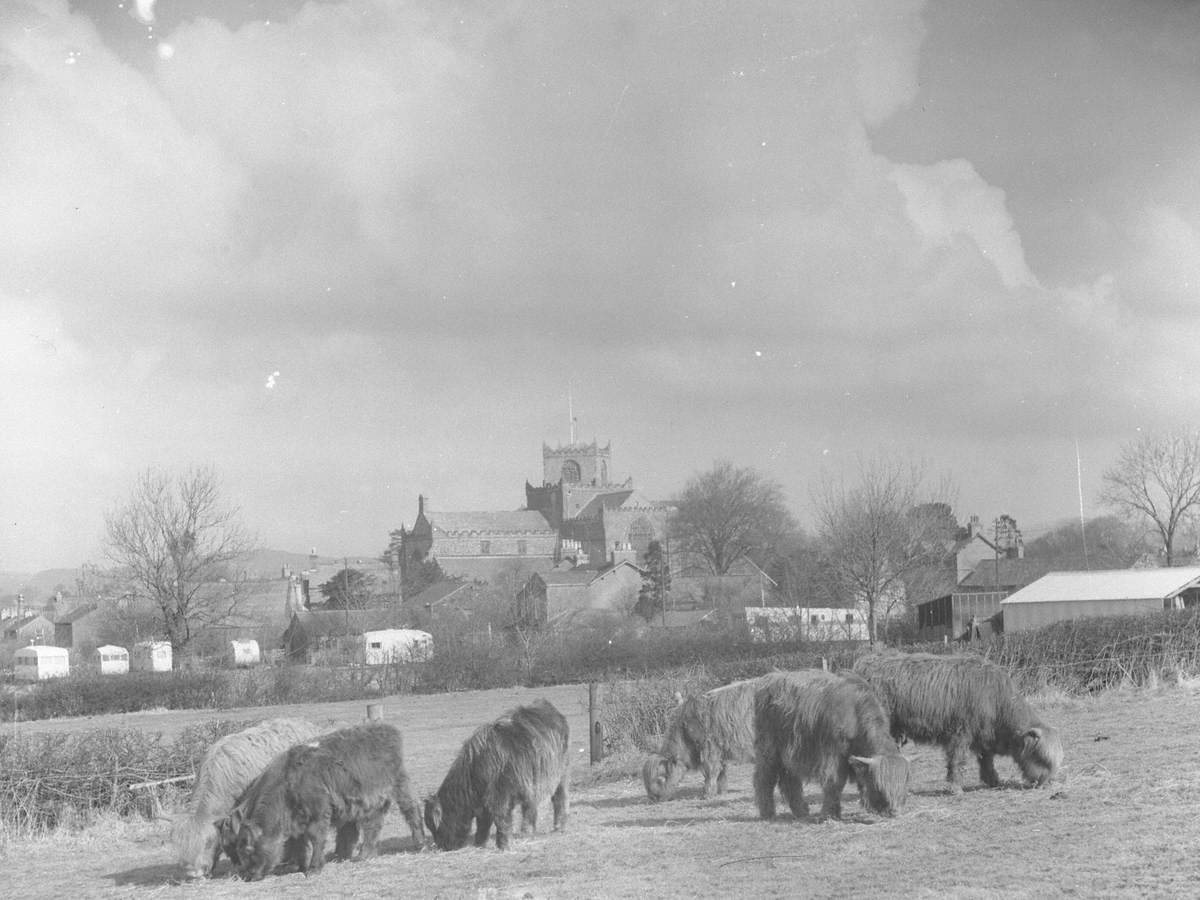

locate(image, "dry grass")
(2, 682), (1198, 898)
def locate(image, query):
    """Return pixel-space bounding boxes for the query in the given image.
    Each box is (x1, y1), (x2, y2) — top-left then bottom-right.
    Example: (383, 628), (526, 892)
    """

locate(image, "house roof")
(406, 580), (473, 608)
(55, 604), (99, 624)
(648, 609), (719, 628)
(1000, 567), (1200, 605)
(958, 558), (1050, 590)
(574, 490), (636, 519)
(429, 510), (555, 535)
(287, 608), (399, 635)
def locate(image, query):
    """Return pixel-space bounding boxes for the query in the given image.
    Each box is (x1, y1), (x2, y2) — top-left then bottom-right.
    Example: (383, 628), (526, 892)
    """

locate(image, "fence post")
(588, 682), (604, 764)
(366, 702), (382, 720)
(821, 657), (828, 672)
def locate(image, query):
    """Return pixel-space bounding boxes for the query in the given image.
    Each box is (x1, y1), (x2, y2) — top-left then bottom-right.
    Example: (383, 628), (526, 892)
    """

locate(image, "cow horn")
(848, 755), (876, 771)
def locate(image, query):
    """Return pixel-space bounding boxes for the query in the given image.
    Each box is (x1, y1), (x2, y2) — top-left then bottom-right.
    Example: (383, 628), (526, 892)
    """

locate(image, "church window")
(561, 460), (581, 483)
(480, 540), (491, 554)
(517, 540), (527, 555)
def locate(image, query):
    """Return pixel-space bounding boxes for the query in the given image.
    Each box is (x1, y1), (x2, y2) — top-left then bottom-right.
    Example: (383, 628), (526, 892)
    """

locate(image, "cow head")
(641, 755), (681, 801)
(849, 753), (910, 817)
(424, 795), (471, 851)
(1016, 725), (1063, 787)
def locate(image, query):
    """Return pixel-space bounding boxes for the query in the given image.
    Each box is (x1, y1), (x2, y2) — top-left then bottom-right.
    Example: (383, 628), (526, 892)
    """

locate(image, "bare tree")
(1100, 428), (1200, 566)
(813, 456), (955, 646)
(104, 466), (257, 663)
(671, 460), (798, 575)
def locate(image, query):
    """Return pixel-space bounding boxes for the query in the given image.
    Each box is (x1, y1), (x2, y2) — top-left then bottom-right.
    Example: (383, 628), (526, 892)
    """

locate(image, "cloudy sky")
(4, 0), (1200, 572)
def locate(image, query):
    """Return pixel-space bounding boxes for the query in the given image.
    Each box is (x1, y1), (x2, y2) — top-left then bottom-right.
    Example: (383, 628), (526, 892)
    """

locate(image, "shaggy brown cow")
(853, 652), (1063, 792)
(754, 669), (909, 821)
(231, 722), (425, 880)
(424, 699), (569, 851)
(219, 752), (310, 879)
(643, 675), (774, 801)
(172, 717), (321, 879)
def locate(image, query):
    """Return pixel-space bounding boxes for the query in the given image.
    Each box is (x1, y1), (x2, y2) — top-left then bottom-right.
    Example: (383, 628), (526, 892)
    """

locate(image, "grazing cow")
(643, 675), (775, 801)
(171, 717), (321, 879)
(424, 699), (570, 851)
(219, 752), (310, 880)
(754, 670), (910, 821)
(853, 652), (1063, 792)
(231, 722), (425, 880)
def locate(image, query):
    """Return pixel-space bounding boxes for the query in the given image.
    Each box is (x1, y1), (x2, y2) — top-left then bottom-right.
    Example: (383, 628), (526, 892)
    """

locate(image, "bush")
(599, 665), (719, 756)
(0, 719), (252, 838)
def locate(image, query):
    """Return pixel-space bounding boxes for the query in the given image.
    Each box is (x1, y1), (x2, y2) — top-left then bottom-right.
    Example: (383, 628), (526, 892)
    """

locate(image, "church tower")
(542, 441), (612, 487)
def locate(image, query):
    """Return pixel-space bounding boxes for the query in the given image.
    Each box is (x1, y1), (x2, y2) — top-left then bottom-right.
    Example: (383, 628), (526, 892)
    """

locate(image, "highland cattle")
(171, 717), (321, 879)
(424, 699), (570, 851)
(754, 669), (909, 821)
(230, 722), (425, 880)
(853, 652), (1063, 792)
(219, 751), (310, 880)
(642, 675), (775, 801)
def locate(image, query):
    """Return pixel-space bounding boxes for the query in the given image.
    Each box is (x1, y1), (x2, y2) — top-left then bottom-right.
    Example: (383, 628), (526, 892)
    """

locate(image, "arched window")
(561, 460), (581, 483)
(600, 461), (608, 484)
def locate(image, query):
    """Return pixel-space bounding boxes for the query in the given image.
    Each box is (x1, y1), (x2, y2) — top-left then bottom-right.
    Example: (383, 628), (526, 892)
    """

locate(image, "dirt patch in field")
(3, 682), (1198, 899)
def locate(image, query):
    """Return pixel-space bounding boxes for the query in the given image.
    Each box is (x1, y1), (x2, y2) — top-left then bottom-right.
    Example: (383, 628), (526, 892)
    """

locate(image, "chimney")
(418, 494), (425, 516)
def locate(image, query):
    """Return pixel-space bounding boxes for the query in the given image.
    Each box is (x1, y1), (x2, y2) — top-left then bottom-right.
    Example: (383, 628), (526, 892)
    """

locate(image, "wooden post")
(588, 682), (603, 764)
(821, 657), (828, 672)
(367, 702), (382, 720)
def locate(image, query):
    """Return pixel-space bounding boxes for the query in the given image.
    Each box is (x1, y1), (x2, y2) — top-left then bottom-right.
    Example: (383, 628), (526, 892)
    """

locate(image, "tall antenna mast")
(1075, 438), (1089, 569)
(568, 382), (576, 444)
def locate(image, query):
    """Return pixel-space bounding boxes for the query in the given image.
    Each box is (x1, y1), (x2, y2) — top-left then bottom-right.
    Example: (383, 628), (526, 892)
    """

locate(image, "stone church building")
(399, 440), (671, 585)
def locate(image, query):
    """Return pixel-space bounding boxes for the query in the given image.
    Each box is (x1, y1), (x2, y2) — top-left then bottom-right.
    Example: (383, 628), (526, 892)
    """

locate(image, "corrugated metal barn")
(1000, 567), (1200, 632)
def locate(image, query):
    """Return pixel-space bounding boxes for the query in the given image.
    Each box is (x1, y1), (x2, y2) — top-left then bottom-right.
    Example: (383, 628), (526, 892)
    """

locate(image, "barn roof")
(958, 558), (1050, 590)
(1001, 567), (1200, 605)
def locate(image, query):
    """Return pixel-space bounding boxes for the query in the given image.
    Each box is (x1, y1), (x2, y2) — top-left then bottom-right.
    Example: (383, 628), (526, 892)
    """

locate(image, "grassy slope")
(3, 683), (1199, 899)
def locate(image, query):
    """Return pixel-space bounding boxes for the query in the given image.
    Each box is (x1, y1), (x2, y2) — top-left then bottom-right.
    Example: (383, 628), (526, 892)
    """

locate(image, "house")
(1000, 567), (1200, 632)
(3, 613), (55, 644)
(402, 581), (496, 632)
(282, 608), (401, 664)
(132, 640), (173, 672)
(515, 551), (645, 628)
(917, 558), (1050, 642)
(954, 514), (1025, 583)
(670, 557), (780, 612)
(54, 604), (105, 650)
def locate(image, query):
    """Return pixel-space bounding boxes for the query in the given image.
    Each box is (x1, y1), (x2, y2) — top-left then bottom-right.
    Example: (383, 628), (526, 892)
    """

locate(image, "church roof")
(429, 510), (555, 535)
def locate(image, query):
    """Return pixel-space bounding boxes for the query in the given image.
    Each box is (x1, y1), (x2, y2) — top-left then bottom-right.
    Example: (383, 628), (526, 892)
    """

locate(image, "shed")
(14, 645), (70, 682)
(95, 644), (129, 675)
(361, 629), (433, 665)
(1001, 567), (1200, 632)
(230, 639), (261, 668)
(131, 640), (173, 672)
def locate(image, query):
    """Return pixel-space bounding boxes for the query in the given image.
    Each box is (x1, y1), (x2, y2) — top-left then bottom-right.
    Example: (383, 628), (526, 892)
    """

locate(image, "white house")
(744, 606), (869, 642)
(361, 629), (433, 666)
(131, 640), (173, 672)
(1001, 567), (1200, 632)
(95, 644), (130, 675)
(14, 645), (70, 681)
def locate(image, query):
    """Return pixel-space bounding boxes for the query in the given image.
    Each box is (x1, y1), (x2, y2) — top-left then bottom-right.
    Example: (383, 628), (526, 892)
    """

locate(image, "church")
(399, 439), (671, 586)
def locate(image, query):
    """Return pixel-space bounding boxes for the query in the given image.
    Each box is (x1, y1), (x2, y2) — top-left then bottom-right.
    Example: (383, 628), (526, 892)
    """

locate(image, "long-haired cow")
(231, 722), (425, 880)
(643, 675), (772, 801)
(172, 717), (321, 879)
(754, 670), (909, 821)
(853, 652), (1063, 792)
(424, 699), (570, 851)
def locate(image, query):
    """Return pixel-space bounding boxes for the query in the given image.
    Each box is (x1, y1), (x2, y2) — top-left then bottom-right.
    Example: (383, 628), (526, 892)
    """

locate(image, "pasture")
(2, 680), (1198, 899)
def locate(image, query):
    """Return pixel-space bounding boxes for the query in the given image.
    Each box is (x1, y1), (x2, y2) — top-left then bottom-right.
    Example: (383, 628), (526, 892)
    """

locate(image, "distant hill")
(0, 550), (381, 604)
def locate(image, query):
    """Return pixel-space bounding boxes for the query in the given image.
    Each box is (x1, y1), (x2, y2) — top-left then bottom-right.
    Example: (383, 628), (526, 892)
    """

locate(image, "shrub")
(0, 719), (252, 838)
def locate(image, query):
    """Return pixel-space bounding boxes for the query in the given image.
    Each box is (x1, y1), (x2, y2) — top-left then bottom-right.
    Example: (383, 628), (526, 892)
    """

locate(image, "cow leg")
(520, 799), (538, 834)
(818, 767), (846, 821)
(943, 737), (969, 793)
(780, 769), (810, 820)
(304, 822), (328, 875)
(393, 790), (426, 847)
(334, 822), (359, 861)
(357, 809), (387, 859)
(551, 779), (569, 831)
(473, 811), (492, 847)
(978, 751), (1000, 788)
(493, 804), (516, 851)
(754, 756), (780, 820)
(715, 761), (729, 795)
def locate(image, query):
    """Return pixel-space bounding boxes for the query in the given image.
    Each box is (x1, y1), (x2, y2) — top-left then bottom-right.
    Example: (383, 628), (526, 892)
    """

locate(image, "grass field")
(2, 680), (1198, 899)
